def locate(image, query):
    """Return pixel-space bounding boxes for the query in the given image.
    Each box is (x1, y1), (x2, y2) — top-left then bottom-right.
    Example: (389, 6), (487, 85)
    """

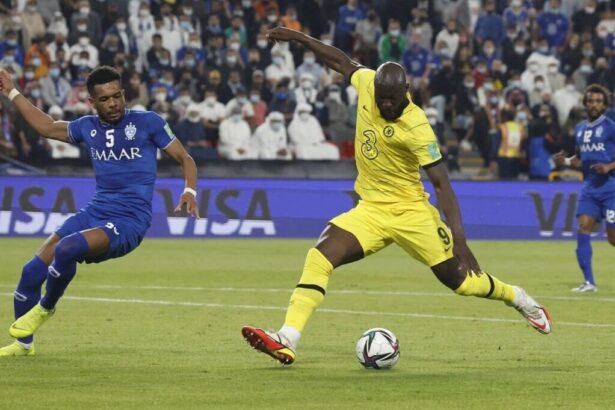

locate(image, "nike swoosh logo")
(362, 105), (368, 112)
(11, 324), (27, 331)
(444, 245), (452, 252)
(526, 312), (548, 331)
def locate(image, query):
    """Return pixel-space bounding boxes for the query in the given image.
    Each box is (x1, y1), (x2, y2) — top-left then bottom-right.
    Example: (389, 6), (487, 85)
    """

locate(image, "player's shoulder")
(125, 109), (163, 122)
(350, 67), (375, 85)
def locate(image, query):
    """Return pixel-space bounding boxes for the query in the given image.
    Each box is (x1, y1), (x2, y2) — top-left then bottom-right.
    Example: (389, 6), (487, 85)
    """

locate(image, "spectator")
(497, 109), (526, 180)
(546, 61), (565, 92)
(560, 33), (582, 76)
(402, 30), (431, 80)
(198, 88), (226, 146)
(0, 30), (25, 66)
(435, 18), (460, 59)
(572, 57), (593, 92)
(265, 49), (294, 88)
(250, 88), (268, 128)
(288, 103), (339, 160)
(280, 5), (301, 32)
(588, 57), (615, 91)
(572, 0), (600, 34)
(334, 0), (365, 52)
(225, 15), (248, 46)
(378, 19), (406, 65)
(268, 78), (296, 124)
(537, 0), (570, 49)
(354, 8), (381, 66)
(175, 103), (210, 153)
(124, 71), (150, 108)
(0, 46), (23, 79)
(46, 105), (80, 159)
(527, 103), (559, 179)
(552, 77), (583, 128)
(253, 111), (292, 160)
(70, 0), (103, 46)
(68, 32), (99, 69)
(14, 87), (51, 164)
(218, 106), (256, 160)
(47, 32), (69, 64)
(250, 69), (272, 103)
(295, 50), (326, 90)
(225, 86), (255, 123)
(475, 0), (505, 46)
(0, 100), (16, 157)
(22, 0), (46, 42)
(40, 62), (71, 108)
(503, 0), (530, 34)
(106, 16), (138, 60)
(294, 72), (318, 105)
(325, 84), (354, 143)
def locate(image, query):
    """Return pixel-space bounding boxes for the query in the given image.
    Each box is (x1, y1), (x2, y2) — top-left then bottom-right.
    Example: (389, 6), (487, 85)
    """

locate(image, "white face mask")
(257, 39), (268, 48)
(304, 56), (315, 64)
(534, 81), (545, 90)
(231, 114), (242, 122)
(117, 22), (127, 31)
(270, 121), (283, 131)
(80, 7), (90, 14)
(528, 63), (539, 73)
(188, 114), (200, 123)
(267, 14), (277, 23)
(428, 117), (437, 126)
(78, 91), (88, 100)
(230, 42), (240, 51)
(301, 79), (313, 89)
(565, 84), (576, 92)
(390, 29), (400, 37)
(299, 112), (310, 121)
(79, 37), (90, 46)
(227, 55), (238, 65)
(139, 9), (150, 17)
(548, 65), (558, 74)
(205, 96), (216, 105)
(189, 41), (201, 49)
(155, 92), (167, 102)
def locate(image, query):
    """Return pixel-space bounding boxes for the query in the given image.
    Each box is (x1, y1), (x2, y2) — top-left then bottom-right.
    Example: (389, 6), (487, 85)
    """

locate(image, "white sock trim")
(17, 341), (32, 349)
(278, 325), (301, 350)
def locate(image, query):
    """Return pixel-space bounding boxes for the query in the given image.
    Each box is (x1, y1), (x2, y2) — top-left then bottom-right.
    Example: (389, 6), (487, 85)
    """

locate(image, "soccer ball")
(355, 328), (400, 369)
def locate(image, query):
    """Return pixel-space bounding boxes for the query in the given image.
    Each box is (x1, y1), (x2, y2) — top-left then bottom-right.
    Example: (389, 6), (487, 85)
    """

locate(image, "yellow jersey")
(350, 68), (442, 203)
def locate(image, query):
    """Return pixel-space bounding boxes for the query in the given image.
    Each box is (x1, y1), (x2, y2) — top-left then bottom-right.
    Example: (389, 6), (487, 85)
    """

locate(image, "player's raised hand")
(0, 69), (15, 96)
(590, 163), (613, 174)
(454, 241), (482, 277)
(266, 27), (302, 43)
(552, 150), (566, 167)
(174, 191), (199, 218)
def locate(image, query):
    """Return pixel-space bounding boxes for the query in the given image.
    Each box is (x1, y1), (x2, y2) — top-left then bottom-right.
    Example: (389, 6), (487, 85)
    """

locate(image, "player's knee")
(607, 233), (615, 247)
(431, 259), (465, 291)
(18, 257), (45, 290)
(54, 233), (89, 262)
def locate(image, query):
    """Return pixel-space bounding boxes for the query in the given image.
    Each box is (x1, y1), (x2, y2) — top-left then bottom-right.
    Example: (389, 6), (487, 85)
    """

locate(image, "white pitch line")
(1, 283), (614, 303)
(1, 293), (614, 329)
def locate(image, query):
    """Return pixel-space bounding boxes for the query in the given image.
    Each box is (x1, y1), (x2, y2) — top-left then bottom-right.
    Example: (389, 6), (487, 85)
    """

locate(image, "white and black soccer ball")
(356, 328), (400, 369)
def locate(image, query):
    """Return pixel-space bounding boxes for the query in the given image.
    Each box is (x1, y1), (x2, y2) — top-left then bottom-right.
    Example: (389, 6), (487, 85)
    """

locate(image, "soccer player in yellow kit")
(242, 27), (551, 365)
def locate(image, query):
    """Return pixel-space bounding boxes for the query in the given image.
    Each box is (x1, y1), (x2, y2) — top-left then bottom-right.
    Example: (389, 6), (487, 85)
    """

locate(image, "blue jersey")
(575, 115), (615, 194)
(68, 110), (176, 230)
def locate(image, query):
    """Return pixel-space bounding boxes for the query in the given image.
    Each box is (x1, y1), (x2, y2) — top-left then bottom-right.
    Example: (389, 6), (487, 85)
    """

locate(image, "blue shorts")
(576, 190), (615, 228)
(55, 210), (146, 264)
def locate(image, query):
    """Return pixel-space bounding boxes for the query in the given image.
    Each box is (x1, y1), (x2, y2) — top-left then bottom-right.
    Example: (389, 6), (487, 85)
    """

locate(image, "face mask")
(77, 24), (88, 32)
(79, 37), (90, 46)
(189, 41), (201, 49)
(80, 58), (89, 66)
(276, 91), (288, 100)
(27, 5), (37, 12)
(304, 56), (315, 64)
(565, 84), (576, 92)
(25, 71), (35, 80)
(390, 29), (400, 37)
(184, 59), (195, 67)
(329, 91), (341, 102)
(230, 42), (240, 51)
(548, 65), (558, 74)
(464, 81), (474, 88)
(160, 59), (170, 65)
(483, 82), (494, 91)
(7, 39), (17, 46)
(299, 112), (310, 121)
(250, 95), (260, 103)
(117, 22), (127, 31)
(183, 8), (193, 16)
(78, 90), (88, 99)
(267, 14), (278, 23)
(242, 0), (252, 7)
(582, 50), (593, 58)
(484, 47), (494, 55)
(50, 68), (60, 78)
(439, 48), (450, 57)
(227, 55), (238, 65)
(516, 112), (527, 122)
(514, 46), (525, 54)
(237, 97), (248, 105)
(139, 9), (150, 17)
(301, 79), (313, 89)
(598, 29), (608, 39)
(30, 89), (41, 98)
(155, 92), (167, 102)
(477, 66), (487, 74)
(180, 21), (192, 31)
(160, 113), (169, 120)
(80, 7), (90, 14)
(428, 117), (437, 126)
(273, 56), (284, 66)
(512, 0), (522, 6)
(315, 101), (324, 109)
(205, 96), (216, 105)
(585, 7), (595, 13)
(534, 81), (545, 90)
(270, 121), (283, 131)
(322, 38), (332, 45)
(489, 95), (498, 105)
(538, 46), (549, 54)
(188, 114), (200, 123)
(231, 114), (242, 122)
(257, 39), (268, 48)
(4, 55), (15, 64)
(528, 64), (539, 73)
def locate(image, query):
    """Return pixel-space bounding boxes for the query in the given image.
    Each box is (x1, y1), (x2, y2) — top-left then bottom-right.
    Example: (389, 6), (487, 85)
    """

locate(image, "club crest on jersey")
(596, 126), (603, 138)
(90, 129), (97, 138)
(124, 122), (137, 140)
(383, 126), (394, 137)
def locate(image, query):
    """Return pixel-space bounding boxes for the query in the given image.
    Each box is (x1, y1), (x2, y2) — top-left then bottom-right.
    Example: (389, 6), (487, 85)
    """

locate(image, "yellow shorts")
(329, 199), (454, 267)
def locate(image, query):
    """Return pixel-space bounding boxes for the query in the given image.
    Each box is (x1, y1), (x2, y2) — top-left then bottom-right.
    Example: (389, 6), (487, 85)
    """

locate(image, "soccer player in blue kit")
(0, 66), (199, 356)
(554, 84), (615, 293)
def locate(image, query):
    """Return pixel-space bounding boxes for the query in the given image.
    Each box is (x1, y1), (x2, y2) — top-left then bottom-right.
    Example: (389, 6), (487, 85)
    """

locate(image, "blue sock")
(14, 256), (49, 344)
(40, 233), (89, 310)
(576, 233), (595, 285)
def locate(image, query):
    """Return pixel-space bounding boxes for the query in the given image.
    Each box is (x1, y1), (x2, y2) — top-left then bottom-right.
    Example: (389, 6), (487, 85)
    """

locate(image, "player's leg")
(572, 213), (599, 292)
(9, 228), (110, 339)
(243, 203), (390, 364)
(0, 235), (59, 357)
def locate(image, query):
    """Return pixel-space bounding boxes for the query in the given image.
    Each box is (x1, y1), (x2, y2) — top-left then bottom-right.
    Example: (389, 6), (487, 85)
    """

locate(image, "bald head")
(374, 62), (409, 121)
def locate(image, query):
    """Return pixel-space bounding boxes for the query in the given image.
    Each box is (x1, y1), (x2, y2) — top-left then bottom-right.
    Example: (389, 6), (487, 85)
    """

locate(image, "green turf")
(0, 238), (613, 409)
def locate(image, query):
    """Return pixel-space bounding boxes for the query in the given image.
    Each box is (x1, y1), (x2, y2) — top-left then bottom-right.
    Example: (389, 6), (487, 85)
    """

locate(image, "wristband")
(183, 187), (197, 197)
(564, 157), (572, 167)
(8, 88), (20, 101)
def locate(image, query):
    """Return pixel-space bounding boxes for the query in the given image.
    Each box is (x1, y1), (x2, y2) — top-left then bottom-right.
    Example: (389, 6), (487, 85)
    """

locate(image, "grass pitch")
(0, 238), (614, 409)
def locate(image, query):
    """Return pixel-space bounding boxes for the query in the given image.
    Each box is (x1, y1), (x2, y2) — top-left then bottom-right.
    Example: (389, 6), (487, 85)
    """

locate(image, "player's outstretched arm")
(0, 69), (69, 142)
(553, 150), (582, 169)
(164, 139), (199, 218)
(266, 27), (362, 80)
(425, 162), (481, 275)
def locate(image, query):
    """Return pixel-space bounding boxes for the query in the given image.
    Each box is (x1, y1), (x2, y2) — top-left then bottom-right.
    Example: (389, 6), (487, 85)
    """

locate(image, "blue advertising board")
(0, 176), (593, 239)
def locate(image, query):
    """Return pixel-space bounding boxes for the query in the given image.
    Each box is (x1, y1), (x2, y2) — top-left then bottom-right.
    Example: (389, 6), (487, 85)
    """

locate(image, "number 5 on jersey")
(106, 129), (115, 148)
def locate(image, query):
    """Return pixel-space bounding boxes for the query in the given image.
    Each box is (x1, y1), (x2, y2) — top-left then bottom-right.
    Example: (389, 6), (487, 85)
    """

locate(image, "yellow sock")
(454, 271), (516, 304)
(283, 248), (333, 332)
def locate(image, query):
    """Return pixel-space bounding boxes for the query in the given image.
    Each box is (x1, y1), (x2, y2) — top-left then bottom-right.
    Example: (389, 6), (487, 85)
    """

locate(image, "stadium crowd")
(1, 0), (615, 179)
